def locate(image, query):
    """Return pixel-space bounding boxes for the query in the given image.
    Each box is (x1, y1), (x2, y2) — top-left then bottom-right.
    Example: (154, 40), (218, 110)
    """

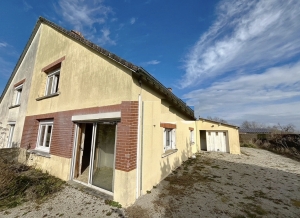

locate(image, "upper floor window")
(14, 85), (23, 105)
(45, 69), (60, 96)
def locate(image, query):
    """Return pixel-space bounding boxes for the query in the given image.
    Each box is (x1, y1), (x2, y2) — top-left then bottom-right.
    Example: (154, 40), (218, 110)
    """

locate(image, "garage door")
(206, 131), (228, 152)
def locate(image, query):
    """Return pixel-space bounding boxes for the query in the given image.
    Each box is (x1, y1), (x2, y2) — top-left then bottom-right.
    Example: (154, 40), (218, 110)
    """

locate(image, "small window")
(164, 128), (176, 152)
(223, 132), (226, 136)
(7, 124), (15, 148)
(216, 132), (218, 136)
(208, 132), (211, 136)
(37, 120), (53, 152)
(190, 130), (194, 145)
(14, 85), (23, 105)
(45, 69), (60, 96)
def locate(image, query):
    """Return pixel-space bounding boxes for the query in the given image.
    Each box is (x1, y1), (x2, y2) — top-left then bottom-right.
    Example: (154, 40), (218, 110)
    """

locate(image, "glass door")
(90, 123), (116, 192)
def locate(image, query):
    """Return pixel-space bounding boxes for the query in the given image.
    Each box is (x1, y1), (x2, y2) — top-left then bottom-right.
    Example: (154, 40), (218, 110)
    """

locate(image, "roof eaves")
(0, 19), (42, 103)
(39, 17), (139, 72)
(137, 67), (195, 119)
(198, 118), (239, 128)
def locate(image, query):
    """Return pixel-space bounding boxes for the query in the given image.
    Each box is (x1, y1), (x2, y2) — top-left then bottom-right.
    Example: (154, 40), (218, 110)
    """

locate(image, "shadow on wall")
(159, 136), (191, 184)
(0, 122), (9, 148)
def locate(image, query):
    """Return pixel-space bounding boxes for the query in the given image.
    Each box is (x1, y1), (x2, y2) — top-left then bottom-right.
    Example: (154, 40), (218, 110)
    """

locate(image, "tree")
(272, 123), (296, 133)
(241, 121), (265, 129)
(206, 116), (228, 124)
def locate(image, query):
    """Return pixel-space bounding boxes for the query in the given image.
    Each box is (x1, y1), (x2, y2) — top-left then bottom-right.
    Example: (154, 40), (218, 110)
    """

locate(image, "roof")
(0, 17), (194, 119)
(239, 128), (272, 134)
(197, 118), (239, 128)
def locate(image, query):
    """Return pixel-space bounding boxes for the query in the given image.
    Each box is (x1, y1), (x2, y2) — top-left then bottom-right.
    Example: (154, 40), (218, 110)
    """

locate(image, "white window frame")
(190, 130), (194, 145)
(14, 84), (23, 105)
(45, 69), (60, 96)
(7, 123), (15, 148)
(163, 128), (176, 152)
(36, 120), (53, 152)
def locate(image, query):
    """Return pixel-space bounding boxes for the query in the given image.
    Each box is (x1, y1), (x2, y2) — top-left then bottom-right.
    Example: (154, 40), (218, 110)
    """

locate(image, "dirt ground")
(126, 147), (300, 218)
(2, 147), (300, 218)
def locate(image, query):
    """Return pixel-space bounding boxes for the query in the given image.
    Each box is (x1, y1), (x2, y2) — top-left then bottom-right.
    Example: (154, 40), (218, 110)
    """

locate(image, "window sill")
(27, 149), (51, 158)
(36, 92), (60, 101)
(9, 104), (20, 109)
(162, 149), (178, 158)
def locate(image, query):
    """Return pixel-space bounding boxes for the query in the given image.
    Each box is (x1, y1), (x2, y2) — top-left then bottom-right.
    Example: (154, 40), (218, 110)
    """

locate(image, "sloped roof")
(0, 17), (194, 119)
(239, 128), (272, 134)
(197, 118), (239, 128)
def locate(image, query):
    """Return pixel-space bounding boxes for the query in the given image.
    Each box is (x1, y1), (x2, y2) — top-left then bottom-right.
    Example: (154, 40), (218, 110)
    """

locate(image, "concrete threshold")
(67, 180), (113, 200)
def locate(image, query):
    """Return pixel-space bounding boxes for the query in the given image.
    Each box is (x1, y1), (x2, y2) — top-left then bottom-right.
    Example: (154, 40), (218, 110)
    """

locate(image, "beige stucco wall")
(114, 169), (137, 207)
(140, 101), (196, 195)
(24, 151), (72, 181)
(26, 24), (134, 116)
(195, 120), (240, 154)
(0, 28), (41, 148)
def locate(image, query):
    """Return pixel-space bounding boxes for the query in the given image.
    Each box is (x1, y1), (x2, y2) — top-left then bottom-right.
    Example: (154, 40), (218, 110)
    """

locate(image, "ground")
(2, 147), (300, 217)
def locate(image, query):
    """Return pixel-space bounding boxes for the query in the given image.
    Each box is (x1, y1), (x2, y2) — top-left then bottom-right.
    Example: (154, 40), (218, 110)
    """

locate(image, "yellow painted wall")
(140, 101), (196, 195)
(27, 24), (134, 116)
(18, 148), (71, 181)
(114, 169), (137, 207)
(195, 120), (240, 154)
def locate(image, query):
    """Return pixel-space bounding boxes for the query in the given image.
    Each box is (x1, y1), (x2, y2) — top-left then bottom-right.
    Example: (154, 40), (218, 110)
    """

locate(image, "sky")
(0, 0), (300, 129)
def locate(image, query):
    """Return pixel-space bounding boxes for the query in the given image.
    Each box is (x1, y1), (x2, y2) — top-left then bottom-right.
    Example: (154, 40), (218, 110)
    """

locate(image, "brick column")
(115, 101), (139, 172)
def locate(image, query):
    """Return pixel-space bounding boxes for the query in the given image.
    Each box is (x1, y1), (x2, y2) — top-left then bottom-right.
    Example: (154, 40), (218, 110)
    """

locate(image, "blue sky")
(0, 0), (300, 129)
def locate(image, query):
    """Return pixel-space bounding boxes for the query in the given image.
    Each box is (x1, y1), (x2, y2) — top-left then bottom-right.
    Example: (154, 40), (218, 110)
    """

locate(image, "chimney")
(167, 87), (172, 92)
(71, 30), (84, 38)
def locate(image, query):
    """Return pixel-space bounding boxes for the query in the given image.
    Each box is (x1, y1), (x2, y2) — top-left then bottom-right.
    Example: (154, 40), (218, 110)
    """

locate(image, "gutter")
(136, 94), (142, 199)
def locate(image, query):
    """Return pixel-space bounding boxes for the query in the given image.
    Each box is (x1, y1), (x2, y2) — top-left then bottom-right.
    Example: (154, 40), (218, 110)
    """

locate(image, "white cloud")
(98, 28), (116, 46)
(23, 1), (32, 11)
(130, 17), (136, 25)
(143, 60), (160, 66)
(183, 62), (300, 129)
(56, 0), (115, 46)
(181, 0), (300, 88)
(0, 42), (7, 48)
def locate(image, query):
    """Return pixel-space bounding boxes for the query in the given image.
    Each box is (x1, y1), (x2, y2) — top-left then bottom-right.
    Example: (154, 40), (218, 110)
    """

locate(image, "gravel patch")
(1, 186), (125, 218)
(126, 147), (300, 218)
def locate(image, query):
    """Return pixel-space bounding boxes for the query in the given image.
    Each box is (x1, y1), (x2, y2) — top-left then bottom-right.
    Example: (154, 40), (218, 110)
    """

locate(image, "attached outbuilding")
(196, 118), (240, 154)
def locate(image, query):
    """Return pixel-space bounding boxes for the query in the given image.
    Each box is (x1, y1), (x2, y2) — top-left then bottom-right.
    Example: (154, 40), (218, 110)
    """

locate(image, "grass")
(0, 158), (65, 211)
(104, 200), (122, 208)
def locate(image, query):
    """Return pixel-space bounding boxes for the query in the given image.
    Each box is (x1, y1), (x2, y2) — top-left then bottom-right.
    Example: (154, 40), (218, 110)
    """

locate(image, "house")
(0, 17), (240, 206)
(197, 118), (240, 154)
(0, 25), (41, 149)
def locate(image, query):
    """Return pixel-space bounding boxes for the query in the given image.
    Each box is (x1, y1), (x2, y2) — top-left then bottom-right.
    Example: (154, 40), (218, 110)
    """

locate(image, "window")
(163, 128), (176, 152)
(37, 120), (53, 152)
(45, 69), (60, 96)
(7, 123), (15, 148)
(14, 85), (23, 105)
(190, 130), (194, 145)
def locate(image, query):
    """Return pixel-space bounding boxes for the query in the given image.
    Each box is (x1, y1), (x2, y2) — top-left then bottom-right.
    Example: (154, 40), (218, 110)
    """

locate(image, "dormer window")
(45, 69), (60, 96)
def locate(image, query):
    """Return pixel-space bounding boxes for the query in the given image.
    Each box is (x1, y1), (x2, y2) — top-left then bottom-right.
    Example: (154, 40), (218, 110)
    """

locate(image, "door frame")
(70, 121), (118, 196)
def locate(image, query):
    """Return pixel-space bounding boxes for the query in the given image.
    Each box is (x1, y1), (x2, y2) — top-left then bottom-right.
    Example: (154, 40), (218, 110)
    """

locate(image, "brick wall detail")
(160, 123), (176, 129)
(21, 104), (121, 158)
(115, 101), (138, 172)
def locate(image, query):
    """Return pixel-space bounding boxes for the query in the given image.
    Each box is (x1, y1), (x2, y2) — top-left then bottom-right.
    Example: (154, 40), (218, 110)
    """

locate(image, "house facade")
(0, 17), (240, 206)
(0, 27), (41, 149)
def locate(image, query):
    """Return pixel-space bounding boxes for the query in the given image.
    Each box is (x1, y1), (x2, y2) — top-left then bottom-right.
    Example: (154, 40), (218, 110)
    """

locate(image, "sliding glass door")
(73, 122), (116, 193)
